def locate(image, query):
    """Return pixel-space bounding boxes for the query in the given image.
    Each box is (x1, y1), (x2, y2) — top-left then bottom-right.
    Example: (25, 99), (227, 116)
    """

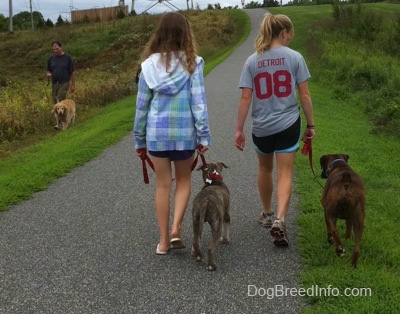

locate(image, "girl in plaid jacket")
(134, 12), (211, 255)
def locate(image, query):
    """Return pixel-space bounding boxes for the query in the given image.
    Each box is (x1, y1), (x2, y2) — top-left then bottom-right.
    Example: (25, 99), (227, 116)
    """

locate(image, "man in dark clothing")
(46, 41), (76, 104)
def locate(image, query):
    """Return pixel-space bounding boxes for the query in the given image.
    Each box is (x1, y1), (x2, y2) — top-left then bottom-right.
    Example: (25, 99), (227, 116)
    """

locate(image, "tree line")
(0, 11), (70, 32)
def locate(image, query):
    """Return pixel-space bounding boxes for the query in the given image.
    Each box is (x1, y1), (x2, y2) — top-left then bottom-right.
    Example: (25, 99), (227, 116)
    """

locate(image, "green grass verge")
(296, 84), (400, 314)
(0, 97), (134, 210)
(269, 5), (400, 313)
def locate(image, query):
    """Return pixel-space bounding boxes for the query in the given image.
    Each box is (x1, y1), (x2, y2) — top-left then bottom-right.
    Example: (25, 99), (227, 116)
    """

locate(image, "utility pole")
(30, 0), (34, 29)
(8, 0), (14, 33)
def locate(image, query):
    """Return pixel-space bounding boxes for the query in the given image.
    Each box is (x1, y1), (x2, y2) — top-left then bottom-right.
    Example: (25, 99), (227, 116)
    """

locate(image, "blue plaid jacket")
(134, 53), (211, 151)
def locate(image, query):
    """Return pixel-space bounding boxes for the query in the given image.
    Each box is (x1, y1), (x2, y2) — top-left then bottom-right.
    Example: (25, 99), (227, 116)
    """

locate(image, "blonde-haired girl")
(235, 13), (315, 246)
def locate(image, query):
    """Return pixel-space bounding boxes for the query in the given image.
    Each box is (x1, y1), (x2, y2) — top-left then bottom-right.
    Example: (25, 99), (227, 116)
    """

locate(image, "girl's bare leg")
(256, 152), (274, 214)
(152, 156), (173, 252)
(274, 152), (296, 222)
(171, 155), (194, 238)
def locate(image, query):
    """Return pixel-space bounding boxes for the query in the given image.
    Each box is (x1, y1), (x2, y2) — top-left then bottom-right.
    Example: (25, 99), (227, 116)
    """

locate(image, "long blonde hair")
(255, 14), (293, 54)
(141, 12), (198, 74)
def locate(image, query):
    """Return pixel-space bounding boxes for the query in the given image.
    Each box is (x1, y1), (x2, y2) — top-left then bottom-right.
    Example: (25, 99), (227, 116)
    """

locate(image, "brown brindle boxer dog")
(320, 154), (365, 268)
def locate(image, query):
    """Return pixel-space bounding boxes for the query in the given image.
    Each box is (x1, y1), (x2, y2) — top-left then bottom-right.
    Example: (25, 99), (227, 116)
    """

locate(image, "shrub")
(307, 3), (400, 137)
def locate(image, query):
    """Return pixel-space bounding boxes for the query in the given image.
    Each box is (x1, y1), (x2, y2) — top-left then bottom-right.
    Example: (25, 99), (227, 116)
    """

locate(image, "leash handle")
(191, 144), (208, 171)
(198, 144), (207, 168)
(301, 140), (311, 156)
(137, 149), (154, 184)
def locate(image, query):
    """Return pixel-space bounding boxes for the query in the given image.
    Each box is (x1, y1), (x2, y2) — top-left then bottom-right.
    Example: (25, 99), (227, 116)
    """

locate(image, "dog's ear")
(320, 155), (330, 179)
(196, 165), (204, 171)
(216, 162), (229, 171)
(320, 155), (327, 169)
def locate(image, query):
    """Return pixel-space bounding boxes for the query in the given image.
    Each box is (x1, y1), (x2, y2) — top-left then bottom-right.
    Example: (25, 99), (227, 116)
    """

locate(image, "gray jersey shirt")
(238, 46), (311, 137)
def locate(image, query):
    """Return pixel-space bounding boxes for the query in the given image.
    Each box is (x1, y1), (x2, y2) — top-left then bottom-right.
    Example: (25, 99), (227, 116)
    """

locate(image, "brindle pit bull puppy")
(320, 154), (366, 268)
(191, 162), (230, 271)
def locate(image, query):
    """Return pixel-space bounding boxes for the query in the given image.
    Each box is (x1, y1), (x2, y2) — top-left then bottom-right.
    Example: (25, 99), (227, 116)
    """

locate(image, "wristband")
(306, 125), (315, 129)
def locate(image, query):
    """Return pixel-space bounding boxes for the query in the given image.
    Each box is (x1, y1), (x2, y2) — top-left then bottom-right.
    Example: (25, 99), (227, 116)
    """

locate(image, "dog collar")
(326, 158), (347, 176)
(205, 170), (223, 185)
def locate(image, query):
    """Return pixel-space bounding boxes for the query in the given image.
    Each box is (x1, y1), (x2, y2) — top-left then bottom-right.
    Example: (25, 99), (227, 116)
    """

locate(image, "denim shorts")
(148, 150), (195, 161)
(252, 117), (301, 155)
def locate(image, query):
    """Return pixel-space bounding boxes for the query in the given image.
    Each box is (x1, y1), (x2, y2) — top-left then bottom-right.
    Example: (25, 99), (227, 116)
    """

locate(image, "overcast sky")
(0, 0), (246, 22)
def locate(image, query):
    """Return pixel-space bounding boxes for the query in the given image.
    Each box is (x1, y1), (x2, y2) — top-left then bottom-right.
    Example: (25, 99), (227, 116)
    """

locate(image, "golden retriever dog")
(52, 99), (75, 130)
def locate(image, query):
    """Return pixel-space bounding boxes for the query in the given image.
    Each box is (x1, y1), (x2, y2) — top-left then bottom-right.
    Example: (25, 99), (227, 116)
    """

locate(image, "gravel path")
(0, 9), (304, 313)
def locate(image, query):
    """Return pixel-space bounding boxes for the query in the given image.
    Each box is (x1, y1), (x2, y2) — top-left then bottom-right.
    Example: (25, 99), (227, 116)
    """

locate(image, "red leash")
(137, 148), (155, 184)
(191, 144), (208, 171)
(301, 140), (313, 173)
(302, 140), (324, 188)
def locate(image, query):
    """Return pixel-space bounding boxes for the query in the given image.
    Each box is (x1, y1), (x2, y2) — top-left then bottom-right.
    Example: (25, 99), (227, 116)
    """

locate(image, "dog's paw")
(191, 246), (202, 261)
(220, 237), (230, 244)
(336, 246), (345, 258)
(207, 263), (217, 271)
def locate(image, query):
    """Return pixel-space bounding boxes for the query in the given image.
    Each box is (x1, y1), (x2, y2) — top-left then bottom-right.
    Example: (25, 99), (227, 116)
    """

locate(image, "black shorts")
(148, 150), (195, 161)
(252, 117), (301, 155)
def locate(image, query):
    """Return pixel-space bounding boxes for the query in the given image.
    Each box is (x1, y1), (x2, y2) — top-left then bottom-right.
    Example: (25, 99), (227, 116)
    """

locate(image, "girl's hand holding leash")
(198, 145), (209, 155)
(302, 125), (315, 143)
(136, 148), (154, 184)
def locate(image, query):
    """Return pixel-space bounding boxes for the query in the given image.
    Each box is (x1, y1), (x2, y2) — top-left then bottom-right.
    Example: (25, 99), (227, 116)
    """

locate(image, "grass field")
(1, 5), (399, 313)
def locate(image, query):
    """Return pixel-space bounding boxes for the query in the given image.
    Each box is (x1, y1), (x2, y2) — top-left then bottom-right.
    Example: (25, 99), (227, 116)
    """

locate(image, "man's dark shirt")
(47, 54), (74, 84)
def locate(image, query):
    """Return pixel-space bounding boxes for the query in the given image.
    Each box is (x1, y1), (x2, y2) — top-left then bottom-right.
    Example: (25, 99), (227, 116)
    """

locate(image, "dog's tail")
(193, 203), (207, 238)
(341, 172), (352, 190)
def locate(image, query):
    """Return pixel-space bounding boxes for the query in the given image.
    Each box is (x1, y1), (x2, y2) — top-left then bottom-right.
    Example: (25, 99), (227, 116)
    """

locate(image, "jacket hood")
(141, 52), (191, 95)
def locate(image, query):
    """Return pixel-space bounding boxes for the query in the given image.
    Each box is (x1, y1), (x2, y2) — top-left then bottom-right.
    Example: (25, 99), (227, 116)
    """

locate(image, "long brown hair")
(141, 12), (198, 74)
(255, 14), (293, 54)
